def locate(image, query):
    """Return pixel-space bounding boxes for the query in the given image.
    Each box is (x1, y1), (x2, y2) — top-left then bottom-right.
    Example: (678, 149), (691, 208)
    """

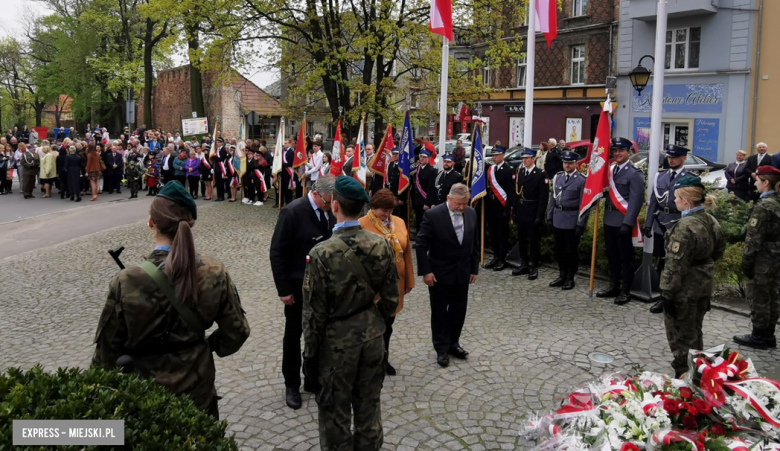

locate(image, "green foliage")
(715, 242), (746, 298)
(710, 194), (753, 244)
(0, 365), (237, 450)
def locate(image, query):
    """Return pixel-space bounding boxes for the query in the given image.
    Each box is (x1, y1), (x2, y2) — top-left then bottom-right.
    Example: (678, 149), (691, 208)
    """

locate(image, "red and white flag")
(429, 0), (453, 41)
(535, 0), (557, 48)
(579, 98), (612, 220)
(330, 119), (344, 177)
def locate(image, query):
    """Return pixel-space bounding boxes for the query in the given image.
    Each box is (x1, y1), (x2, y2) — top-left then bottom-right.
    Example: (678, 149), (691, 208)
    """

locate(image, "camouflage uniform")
(125, 163), (142, 197)
(661, 209), (725, 377)
(93, 250), (250, 418)
(303, 225), (399, 451)
(742, 192), (780, 335)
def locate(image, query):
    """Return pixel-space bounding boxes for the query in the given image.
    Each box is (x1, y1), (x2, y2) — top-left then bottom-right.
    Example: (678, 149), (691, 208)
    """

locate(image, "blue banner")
(398, 111), (414, 193)
(632, 84), (724, 114)
(470, 125), (486, 206)
(693, 118), (719, 162)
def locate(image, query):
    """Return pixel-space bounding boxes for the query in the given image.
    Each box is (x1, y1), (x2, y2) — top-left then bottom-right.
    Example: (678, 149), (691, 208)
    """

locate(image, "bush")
(715, 242), (747, 298)
(0, 366), (238, 450)
(711, 194), (753, 244)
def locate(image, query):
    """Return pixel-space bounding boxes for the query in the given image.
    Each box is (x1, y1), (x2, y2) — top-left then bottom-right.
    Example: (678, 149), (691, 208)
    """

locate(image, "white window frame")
(516, 54), (527, 87)
(483, 63), (490, 87)
(570, 45), (585, 85)
(572, 0), (587, 16)
(665, 27), (701, 70)
(521, 3), (529, 26)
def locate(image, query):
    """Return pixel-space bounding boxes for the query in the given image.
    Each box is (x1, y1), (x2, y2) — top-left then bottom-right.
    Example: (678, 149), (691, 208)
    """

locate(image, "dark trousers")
(730, 188), (749, 202)
(283, 279), (306, 389)
(280, 178), (293, 206)
(214, 170), (225, 200)
(652, 233), (667, 274)
(413, 206), (425, 233)
(129, 180), (139, 197)
(428, 283), (469, 354)
(393, 204), (408, 227)
(516, 220), (541, 265)
(187, 176), (199, 197)
(175, 175), (186, 187)
(384, 316), (395, 357)
(22, 171), (37, 197)
(244, 176), (256, 201)
(58, 173), (68, 196)
(604, 224), (637, 291)
(106, 171), (121, 192)
(1, 175), (12, 193)
(553, 227), (580, 278)
(487, 216), (510, 261)
(200, 179), (207, 197)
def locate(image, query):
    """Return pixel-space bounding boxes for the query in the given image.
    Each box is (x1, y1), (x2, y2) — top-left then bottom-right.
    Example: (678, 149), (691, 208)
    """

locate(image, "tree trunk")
(187, 26), (205, 117)
(143, 19), (155, 127)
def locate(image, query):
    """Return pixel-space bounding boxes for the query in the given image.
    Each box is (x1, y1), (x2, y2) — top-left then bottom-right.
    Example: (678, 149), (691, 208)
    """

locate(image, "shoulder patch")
(750, 218), (758, 227)
(303, 273), (311, 291)
(671, 241), (680, 253)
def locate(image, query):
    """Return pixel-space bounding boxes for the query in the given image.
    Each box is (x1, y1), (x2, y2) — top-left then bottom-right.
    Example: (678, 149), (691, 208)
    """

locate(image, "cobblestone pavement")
(2, 202), (779, 450)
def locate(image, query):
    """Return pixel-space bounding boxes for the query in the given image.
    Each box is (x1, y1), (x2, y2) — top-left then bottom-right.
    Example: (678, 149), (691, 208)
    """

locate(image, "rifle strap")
(138, 261), (206, 335)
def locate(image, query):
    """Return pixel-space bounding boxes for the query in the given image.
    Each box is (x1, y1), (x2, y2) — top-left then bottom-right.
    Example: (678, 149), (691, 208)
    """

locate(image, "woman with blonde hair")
(359, 189), (414, 375)
(39, 146), (57, 198)
(659, 175), (724, 377)
(734, 166), (780, 349)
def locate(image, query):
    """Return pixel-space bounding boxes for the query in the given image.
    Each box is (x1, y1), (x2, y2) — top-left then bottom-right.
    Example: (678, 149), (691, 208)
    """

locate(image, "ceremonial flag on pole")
(469, 125), (486, 206)
(579, 98), (612, 220)
(353, 117), (367, 186)
(368, 123), (393, 181)
(208, 118), (219, 160)
(330, 119), (344, 176)
(429, 0), (453, 41)
(292, 119), (308, 169)
(271, 118), (285, 176)
(398, 112), (415, 195)
(535, 0), (558, 48)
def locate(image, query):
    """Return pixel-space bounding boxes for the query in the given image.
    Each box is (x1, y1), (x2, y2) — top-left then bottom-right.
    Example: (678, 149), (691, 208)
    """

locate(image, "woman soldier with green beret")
(660, 175), (725, 378)
(734, 165), (780, 349)
(92, 181), (250, 418)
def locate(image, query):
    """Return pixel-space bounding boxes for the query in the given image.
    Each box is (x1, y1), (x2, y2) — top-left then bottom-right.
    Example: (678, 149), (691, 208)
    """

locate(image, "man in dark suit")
(278, 138), (296, 207)
(412, 149), (437, 233)
(746, 142), (772, 201)
(597, 137), (645, 305)
(512, 148), (549, 279)
(159, 147), (175, 188)
(385, 148), (407, 224)
(103, 143), (124, 194)
(342, 145), (355, 177)
(270, 175), (337, 409)
(484, 145), (515, 271)
(431, 154), (462, 206)
(416, 183), (479, 368)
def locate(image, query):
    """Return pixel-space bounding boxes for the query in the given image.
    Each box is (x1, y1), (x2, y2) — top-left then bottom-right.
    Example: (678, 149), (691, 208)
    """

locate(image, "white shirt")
(305, 150), (324, 179)
(614, 161), (630, 173)
(163, 155), (170, 170)
(757, 153), (766, 165)
(307, 191), (329, 221)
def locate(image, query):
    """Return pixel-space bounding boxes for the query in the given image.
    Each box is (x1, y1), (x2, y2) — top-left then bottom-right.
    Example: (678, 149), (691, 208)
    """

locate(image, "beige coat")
(359, 214), (414, 315)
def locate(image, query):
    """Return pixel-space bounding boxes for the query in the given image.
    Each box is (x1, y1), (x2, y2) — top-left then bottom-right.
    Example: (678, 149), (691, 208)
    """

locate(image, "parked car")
(631, 151), (728, 190)
(435, 140), (472, 156)
(454, 133), (472, 142)
(567, 139), (640, 168)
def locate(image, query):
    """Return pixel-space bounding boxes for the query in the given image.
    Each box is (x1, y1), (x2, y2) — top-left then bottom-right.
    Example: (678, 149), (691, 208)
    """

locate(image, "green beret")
(334, 175), (370, 203)
(157, 181), (197, 220)
(674, 175), (705, 191)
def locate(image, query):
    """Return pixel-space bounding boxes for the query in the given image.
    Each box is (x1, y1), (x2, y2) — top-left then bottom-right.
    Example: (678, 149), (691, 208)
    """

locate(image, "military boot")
(549, 267), (566, 287)
(614, 289), (631, 305)
(596, 281), (621, 298)
(384, 351), (397, 376)
(528, 264), (539, 280)
(733, 330), (769, 350)
(561, 269), (575, 290)
(483, 257), (498, 269)
(649, 300), (664, 314)
(512, 260), (530, 276)
(493, 260), (508, 271)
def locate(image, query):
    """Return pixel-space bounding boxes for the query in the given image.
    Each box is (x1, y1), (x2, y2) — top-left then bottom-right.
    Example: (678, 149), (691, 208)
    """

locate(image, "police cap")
(611, 137), (633, 149)
(560, 151), (578, 162)
(492, 145), (507, 154)
(666, 145), (690, 157)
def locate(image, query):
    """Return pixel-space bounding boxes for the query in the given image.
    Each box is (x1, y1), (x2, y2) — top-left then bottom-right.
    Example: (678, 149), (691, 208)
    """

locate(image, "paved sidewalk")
(1, 202), (777, 450)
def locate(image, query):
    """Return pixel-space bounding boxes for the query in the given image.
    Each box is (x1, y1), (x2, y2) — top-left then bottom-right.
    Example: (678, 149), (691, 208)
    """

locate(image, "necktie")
(758, 154), (764, 165)
(317, 209), (329, 236)
(670, 170), (677, 182)
(453, 213), (464, 245)
(565, 173), (570, 183)
(613, 165), (619, 177)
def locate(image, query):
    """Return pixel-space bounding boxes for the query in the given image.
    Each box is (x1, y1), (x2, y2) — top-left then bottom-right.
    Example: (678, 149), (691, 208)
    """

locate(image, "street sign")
(125, 101), (136, 124)
(247, 111), (260, 126)
(504, 104), (525, 114)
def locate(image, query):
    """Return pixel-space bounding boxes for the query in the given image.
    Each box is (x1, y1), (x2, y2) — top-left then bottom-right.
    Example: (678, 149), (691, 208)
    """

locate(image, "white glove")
(211, 169), (214, 174)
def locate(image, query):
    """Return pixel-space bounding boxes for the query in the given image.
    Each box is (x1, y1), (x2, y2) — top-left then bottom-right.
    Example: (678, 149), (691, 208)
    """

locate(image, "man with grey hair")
(270, 175), (337, 409)
(747, 142), (772, 201)
(416, 182), (479, 368)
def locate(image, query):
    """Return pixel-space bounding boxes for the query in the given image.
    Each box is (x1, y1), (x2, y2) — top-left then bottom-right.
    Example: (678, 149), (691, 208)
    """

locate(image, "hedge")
(0, 365), (238, 450)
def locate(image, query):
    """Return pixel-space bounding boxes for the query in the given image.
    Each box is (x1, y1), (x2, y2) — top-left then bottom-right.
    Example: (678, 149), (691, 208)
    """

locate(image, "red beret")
(757, 165), (780, 176)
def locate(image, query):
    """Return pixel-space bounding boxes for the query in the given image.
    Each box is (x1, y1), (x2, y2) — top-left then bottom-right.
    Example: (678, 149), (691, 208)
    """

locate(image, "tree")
(0, 38), (47, 126)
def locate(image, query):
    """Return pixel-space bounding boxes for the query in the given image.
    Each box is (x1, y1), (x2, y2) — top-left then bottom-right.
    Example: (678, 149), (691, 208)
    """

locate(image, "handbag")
(99, 158), (106, 171)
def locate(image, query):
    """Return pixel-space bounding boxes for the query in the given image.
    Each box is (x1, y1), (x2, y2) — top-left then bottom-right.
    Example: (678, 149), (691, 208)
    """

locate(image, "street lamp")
(628, 55), (654, 95)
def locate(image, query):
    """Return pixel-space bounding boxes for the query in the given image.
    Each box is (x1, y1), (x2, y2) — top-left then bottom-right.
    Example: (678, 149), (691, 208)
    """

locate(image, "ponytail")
(150, 198), (199, 307)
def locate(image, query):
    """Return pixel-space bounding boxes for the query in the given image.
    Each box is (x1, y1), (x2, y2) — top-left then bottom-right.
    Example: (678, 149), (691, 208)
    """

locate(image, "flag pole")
(588, 202), (600, 298)
(523, 0), (536, 148)
(437, 35), (449, 156)
(480, 199), (485, 265)
(302, 112), (308, 198)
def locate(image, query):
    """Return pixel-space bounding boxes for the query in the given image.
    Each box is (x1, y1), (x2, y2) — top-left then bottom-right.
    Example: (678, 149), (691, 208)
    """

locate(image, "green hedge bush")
(0, 365), (238, 450)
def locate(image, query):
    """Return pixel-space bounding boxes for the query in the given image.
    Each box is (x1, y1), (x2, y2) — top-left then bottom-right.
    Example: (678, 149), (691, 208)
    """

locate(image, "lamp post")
(628, 55), (654, 95)
(630, 0), (668, 302)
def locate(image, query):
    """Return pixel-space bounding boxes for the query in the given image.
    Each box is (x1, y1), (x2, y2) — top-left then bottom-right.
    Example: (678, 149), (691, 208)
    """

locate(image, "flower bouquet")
(523, 345), (780, 450)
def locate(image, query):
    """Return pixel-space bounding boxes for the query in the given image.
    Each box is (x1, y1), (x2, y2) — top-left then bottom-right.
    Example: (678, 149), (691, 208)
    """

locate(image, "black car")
(630, 152), (726, 173)
(486, 145), (539, 169)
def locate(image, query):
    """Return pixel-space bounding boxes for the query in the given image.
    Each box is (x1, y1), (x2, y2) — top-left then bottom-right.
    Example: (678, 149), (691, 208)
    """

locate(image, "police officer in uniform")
(597, 137), (645, 305)
(512, 148), (549, 279)
(546, 151), (589, 289)
(644, 145), (690, 314)
(303, 176), (400, 451)
(431, 154), (462, 206)
(385, 148), (407, 224)
(412, 149), (437, 233)
(734, 165), (780, 349)
(484, 145), (515, 270)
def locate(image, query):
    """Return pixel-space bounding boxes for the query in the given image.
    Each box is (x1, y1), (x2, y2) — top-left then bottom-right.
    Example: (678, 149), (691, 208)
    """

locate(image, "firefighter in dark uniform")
(385, 148), (407, 225)
(412, 149), (437, 233)
(484, 145), (515, 271)
(644, 145), (691, 314)
(546, 151), (590, 290)
(597, 137), (645, 305)
(511, 148), (549, 280)
(431, 154), (462, 206)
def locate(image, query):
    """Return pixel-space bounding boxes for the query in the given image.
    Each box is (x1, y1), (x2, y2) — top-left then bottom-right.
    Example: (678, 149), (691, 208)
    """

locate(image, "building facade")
(456, 0), (618, 149)
(748, 0), (778, 154)
(614, 0), (758, 163)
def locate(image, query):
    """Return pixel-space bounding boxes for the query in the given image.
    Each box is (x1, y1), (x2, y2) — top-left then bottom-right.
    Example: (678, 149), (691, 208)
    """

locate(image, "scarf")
(367, 210), (403, 263)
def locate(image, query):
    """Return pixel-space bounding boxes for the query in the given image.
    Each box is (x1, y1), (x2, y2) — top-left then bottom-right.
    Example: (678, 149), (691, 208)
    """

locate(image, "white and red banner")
(254, 169), (267, 192)
(487, 165), (508, 206)
(201, 157), (211, 170)
(429, 0), (453, 41)
(535, 0), (558, 48)
(608, 171), (644, 247)
(330, 119), (344, 177)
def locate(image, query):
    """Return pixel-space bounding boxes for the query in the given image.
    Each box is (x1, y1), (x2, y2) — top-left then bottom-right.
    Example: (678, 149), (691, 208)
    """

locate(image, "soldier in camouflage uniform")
(734, 165), (780, 349)
(660, 176), (724, 378)
(303, 176), (400, 451)
(125, 160), (142, 199)
(93, 181), (250, 419)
